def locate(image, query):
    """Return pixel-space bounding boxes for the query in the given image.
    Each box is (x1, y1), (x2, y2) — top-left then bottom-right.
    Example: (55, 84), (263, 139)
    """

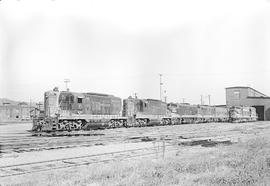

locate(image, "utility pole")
(164, 90), (167, 103)
(29, 98), (32, 119)
(208, 95), (211, 105)
(64, 79), (70, 91)
(134, 93), (137, 99)
(200, 95), (203, 105)
(37, 102), (42, 110)
(182, 98), (185, 103)
(159, 74), (163, 101)
(134, 92), (138, 116)
(29, 98), (32, 111)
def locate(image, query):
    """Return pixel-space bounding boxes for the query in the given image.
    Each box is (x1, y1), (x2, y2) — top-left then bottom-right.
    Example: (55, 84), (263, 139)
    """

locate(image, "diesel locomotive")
(32, 88), (257, 132)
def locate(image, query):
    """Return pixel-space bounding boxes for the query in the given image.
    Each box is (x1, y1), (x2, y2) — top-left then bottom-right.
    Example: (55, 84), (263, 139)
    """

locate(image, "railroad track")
(0, 144), (178, 178)
(1, 122), (270, 179)
(1, 122), (269, 154)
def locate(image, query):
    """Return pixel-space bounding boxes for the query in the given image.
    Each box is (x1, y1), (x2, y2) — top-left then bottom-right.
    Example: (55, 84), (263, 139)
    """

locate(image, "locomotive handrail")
(59, 114), (123, 120)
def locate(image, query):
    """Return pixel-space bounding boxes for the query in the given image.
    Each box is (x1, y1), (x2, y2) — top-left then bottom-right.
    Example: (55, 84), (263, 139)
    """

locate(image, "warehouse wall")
(0, 105), (32, 122)
(226, 87), (270, 121)
(226, 88), (248, 106)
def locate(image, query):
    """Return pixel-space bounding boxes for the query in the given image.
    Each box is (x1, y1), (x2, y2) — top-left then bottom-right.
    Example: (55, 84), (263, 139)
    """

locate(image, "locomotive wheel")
(76, 120), (82, 130)
(65, 121), (72, 131)
(59, 121), (66, 131)
(114, 120), (118, 128)
(123, 120), (128, 127)
(120, 120), (125, 127)
(140, 119), (146, 127)
(163, 119), (167, 125)
(115, 120), (119, 128)
(109, 120), (116, 128)
(117, 120), (122, 128)
(108, 120), (112, 128)
(118, 120), (122, 128)
(162, 119), (166, 125)
(162, 119), (167, 125)
(108, 120), (113, 128)
(37, 120), (44, 131)
(135, 120), (140, 127)
(71, 121), (77, 130)
(138, 120), (143, 127)
(142, 119), (146, 127)
(144, 119), (148, 126)
(173, 118), (180, 125)
(65, 124), (69, 131)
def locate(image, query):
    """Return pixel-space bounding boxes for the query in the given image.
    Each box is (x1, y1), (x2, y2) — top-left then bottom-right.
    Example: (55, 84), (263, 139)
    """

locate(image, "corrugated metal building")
(226, 86), (270, 121)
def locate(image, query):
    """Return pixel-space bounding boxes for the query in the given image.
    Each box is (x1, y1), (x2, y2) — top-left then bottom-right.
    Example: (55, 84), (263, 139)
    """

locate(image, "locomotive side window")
(78, 98), (82, 103)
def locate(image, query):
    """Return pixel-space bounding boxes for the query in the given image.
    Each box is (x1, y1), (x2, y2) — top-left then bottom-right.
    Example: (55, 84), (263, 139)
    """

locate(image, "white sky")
(1, 0), (270, 104)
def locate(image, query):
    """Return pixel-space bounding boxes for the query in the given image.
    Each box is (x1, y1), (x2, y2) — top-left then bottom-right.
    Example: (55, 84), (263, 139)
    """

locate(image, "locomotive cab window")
(77, 97), (83, 103)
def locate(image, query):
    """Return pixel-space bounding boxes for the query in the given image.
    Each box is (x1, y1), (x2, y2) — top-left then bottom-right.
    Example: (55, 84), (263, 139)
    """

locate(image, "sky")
(1, 0), (270, 105)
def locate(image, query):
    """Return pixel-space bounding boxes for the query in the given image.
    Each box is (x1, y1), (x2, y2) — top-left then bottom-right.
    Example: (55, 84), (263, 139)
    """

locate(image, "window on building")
(234, 90), (240, 99)
(77, 98), (83, 103)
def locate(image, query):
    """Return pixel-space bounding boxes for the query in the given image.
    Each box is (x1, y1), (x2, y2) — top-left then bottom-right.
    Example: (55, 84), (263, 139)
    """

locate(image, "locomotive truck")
(32, 88), (257, 132)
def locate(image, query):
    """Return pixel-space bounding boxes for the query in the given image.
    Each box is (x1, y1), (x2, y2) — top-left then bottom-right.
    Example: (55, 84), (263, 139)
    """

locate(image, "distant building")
(226, 86), (270, 121)
(0, 100), (43, 122)
(0, 105), (31, 122)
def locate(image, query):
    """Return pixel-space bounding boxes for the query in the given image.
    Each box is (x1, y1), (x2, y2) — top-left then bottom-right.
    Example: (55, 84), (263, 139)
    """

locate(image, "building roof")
(226, 86), (268, 97)
(214, 105), (227, 107)
(61, 91), (115, 98)
(247, 96), (270, 99)
(226, 86), (251, 89)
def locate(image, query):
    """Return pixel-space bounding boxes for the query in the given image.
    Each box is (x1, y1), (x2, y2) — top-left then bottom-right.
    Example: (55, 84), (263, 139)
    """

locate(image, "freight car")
(32, 88), (258, 132)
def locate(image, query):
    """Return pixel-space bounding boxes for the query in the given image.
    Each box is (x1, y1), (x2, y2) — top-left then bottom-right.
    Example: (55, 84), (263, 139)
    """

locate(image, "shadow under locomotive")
(32, 87), (258, 133)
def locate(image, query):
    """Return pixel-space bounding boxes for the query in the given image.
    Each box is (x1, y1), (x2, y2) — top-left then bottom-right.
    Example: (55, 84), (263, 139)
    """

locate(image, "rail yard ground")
(1, 122), (270, 185)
